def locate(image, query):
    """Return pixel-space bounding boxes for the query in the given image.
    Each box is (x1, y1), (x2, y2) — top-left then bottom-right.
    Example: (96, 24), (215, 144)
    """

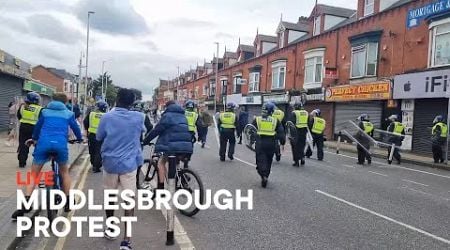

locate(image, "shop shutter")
(304, 102), (334, 139)
(334, 102), (383, 135)
(0, 73), (23, 130)
(246, 105), (261, 122)
(412, 98), (448, 156)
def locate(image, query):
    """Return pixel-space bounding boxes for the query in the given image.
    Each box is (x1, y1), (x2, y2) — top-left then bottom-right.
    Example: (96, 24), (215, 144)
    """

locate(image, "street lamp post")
(84, 11), (94, 114)
(101, 60), (107, 100)
(214, 42), (219, 112)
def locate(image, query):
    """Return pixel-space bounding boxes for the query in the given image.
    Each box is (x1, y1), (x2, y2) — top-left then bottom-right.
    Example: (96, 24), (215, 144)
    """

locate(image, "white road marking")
(196, 142), (211, 149)
(315, 190), (450, 245)
(400, 186), (450, 202)
(235, 157), (256, 167)
(324, 150), (450, 180)
(401, 179), (429, 187)
(342, 164), (356, 168)
(160, 206), (195, 250)
(367, 171), (388, 177)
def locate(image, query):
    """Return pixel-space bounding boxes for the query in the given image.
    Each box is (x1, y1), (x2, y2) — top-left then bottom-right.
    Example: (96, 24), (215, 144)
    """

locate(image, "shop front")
(393, 68), (449, 155)
(326, 81), (393, 139)
(23, 80), (55, 106)
(240, 94), (262, 119)
(262, 92), (289, 113)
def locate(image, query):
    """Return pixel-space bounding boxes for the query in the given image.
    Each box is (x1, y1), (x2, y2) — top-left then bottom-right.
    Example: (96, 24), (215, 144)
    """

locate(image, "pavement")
(4, 127), (450, 249)
(0, 133), (85, 249)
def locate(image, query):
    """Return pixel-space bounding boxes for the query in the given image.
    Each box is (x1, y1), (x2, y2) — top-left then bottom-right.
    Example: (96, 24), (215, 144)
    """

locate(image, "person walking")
(387, 115), (405, 164)
(197, 105), (213, 148)
(305, 109), (326, 161)
(184, 100), (200, 168)
(218, 102), (239, 161)
(5, 99), (20, 146)
(237, 107), (249, 144)
(83, 101), (108, 173)
(431, 115), (447, 163)
(289, 102), (309, 166)
(95, 88), (147, 250)
(17, 92), (43, 168)
(356, 114), (374, 165)
(272, 105), (286, 162)
(252, 102), (285, 188)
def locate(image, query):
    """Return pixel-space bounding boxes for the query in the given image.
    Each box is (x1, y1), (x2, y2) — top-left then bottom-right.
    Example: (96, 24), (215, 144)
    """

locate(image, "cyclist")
(218, 102), (239, 161)
(96, 89), (146, 250)
(12, 92), (82, 219)
(143, 100), (193, 194)
(17, 92), (43, 168)
(83, 100), (108, 173)
(251, 102), (285, 188)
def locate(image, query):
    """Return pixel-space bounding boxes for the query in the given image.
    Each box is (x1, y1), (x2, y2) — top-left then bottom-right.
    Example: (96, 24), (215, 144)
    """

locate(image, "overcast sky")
(0, 0), (355, 100)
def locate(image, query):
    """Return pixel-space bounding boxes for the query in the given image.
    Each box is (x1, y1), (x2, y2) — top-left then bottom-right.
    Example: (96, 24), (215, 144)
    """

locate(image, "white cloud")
(0, 0), (356, 95)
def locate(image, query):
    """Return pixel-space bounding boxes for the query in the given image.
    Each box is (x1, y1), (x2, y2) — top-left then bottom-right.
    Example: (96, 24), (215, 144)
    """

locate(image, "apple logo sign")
(404, 81), (411, 92)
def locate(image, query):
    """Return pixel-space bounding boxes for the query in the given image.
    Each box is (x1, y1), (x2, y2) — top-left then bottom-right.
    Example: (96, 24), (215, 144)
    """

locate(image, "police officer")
(290, 102), (309, 166)
(252, 102), (285, 188)
(356, 114), (374, 165)
(431, 115), (447, 163)
(387, 115), (405, 164)
(305, 109), (326, 161)
(184, 100), (200, 168)
(17, 92), (42, 168)
(272, 105), (286, 162)
(218, 102), (239, 161)
(83, 101), (108, 173)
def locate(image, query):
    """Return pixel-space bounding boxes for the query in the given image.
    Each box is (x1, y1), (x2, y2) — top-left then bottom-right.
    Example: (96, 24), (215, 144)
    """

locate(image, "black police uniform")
(218, 111), (239, 161)
(289, 110), (308, 165)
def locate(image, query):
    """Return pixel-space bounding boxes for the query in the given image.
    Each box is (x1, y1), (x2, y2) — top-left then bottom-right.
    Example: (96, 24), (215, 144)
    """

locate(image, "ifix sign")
(393, 69), (450, 99)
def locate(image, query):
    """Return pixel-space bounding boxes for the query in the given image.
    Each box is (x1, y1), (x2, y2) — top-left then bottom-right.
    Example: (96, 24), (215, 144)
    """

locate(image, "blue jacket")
(238, 111), (249, 128)
(32, 101), (82, 142)
(143, 104), (193, 154)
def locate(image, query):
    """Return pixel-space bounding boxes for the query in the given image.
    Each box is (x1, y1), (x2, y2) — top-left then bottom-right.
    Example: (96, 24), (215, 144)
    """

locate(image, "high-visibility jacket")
(362, 121), (374, 134)
(392, 122), (405, 136)
(19, 104), (42, 125)
(432, 122), (448, 138)
(256, 116), (277, 136)
(272, 109), (285, 123)
(311, 117), (326, 134)
(88, 111), (104, 134)
(185, 111), (198, 132)
(220, 112), (236, 129)
(293, 110), (308, 128)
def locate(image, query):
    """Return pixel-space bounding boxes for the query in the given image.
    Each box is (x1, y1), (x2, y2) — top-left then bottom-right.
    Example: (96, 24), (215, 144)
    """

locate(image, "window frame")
(303, 48), (325, 89)
(220, 78), (228, 95)
(233, 75), (242, 94)
(429, 18), (450, 68)
(350, 42), (378, 79)
(364, 0), (374, 17)
(248, 72), (260, 93)
(313, 16), (321, 36)
(271, 61), (286, 90)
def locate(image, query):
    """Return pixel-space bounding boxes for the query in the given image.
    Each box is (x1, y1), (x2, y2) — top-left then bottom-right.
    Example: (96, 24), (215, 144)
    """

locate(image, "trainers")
(300, 159), (305, 166)
(11, 209), (26, 221)
(120, 240), (132, 250)
(201, 142), (205, 148)
(292, 162), (299, 167)
(220, 157), (225, 162)
(275, 155), (281, 162)
(104, 227), (118, 240)
(228, 155), (234, 160)
(261, 177), (268, 188)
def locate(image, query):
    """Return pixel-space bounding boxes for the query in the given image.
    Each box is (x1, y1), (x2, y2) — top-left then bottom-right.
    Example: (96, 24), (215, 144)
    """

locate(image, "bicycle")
(138, 143), (205, 217)
(27, 139), (81, 222)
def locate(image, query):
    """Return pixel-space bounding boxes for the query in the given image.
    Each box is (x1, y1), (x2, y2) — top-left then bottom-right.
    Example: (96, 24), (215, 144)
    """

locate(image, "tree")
(88, 73), (118, 106)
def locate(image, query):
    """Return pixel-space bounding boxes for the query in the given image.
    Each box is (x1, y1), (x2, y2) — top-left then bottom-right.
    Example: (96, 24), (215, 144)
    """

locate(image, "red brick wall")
(31, 66), (64, 92)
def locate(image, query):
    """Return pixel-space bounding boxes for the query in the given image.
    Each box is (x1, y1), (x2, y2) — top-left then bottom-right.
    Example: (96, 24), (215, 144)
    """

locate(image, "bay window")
(430, 19), (450, 67)
(249, 72), (260, 92)
(271, 61), (286, 90)
(350, 42), (378, 78)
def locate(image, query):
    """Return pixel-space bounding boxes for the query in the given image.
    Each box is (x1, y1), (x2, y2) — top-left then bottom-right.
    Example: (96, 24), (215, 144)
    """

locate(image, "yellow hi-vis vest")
(88, 112), (104, 134)
(432, 122), (448, 138)
(256, 116), (277, 136)
(311, 117), (326, 134)
(362, 121), (374, 134)
(272, 109), (285, 123)
(19, 104), (42, 125)
(220, 112), (236, 129)
(185, 111), (198, 132)
(293, 110), (308, 128)
(392, 122), (405, 136)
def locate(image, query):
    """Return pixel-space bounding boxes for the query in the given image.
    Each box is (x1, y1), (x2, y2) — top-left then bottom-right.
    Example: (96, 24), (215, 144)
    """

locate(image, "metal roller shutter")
(245, 105), (261, 121)
(304, 103), (334, 139)
(334, 101), (383, 135)
(412, 98), (447, 156)
(0, 73), (23, 131)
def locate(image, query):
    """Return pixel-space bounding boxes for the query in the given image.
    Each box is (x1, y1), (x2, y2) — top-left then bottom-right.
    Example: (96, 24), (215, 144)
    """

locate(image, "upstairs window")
(209, 81), (216, 96)
(271, 61), (286, 90)
(249, 72), (260, 92)
(351, 42), (378, 78)
(221, 79), (228, 95)
(430, 19), (450, 67)
(279, 31), (285, 48)
(304, 48), (325, 89)
(313, 16), (321, 36)
(364, 0), (374, 16)
(233, 75), (242, 94)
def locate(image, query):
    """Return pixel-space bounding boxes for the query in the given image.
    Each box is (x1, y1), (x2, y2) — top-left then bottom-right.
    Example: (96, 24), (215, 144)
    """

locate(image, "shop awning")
(24, 80), (55, 96)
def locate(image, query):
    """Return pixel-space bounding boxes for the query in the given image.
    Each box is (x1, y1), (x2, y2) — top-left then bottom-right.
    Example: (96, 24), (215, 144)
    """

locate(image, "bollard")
(388, 143), (395, 164)
(166, 155), (176, 246)
(336, 131), (341, 154)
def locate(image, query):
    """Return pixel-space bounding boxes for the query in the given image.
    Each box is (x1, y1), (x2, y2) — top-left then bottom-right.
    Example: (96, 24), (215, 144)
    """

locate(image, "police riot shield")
(243, 124), (257, 152)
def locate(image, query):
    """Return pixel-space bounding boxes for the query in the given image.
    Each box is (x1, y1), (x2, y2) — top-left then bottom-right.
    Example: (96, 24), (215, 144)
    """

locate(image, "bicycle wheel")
(176, 168), (204, 217)
(137, 159), (158, 191)
(46, 187), (59, 222)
